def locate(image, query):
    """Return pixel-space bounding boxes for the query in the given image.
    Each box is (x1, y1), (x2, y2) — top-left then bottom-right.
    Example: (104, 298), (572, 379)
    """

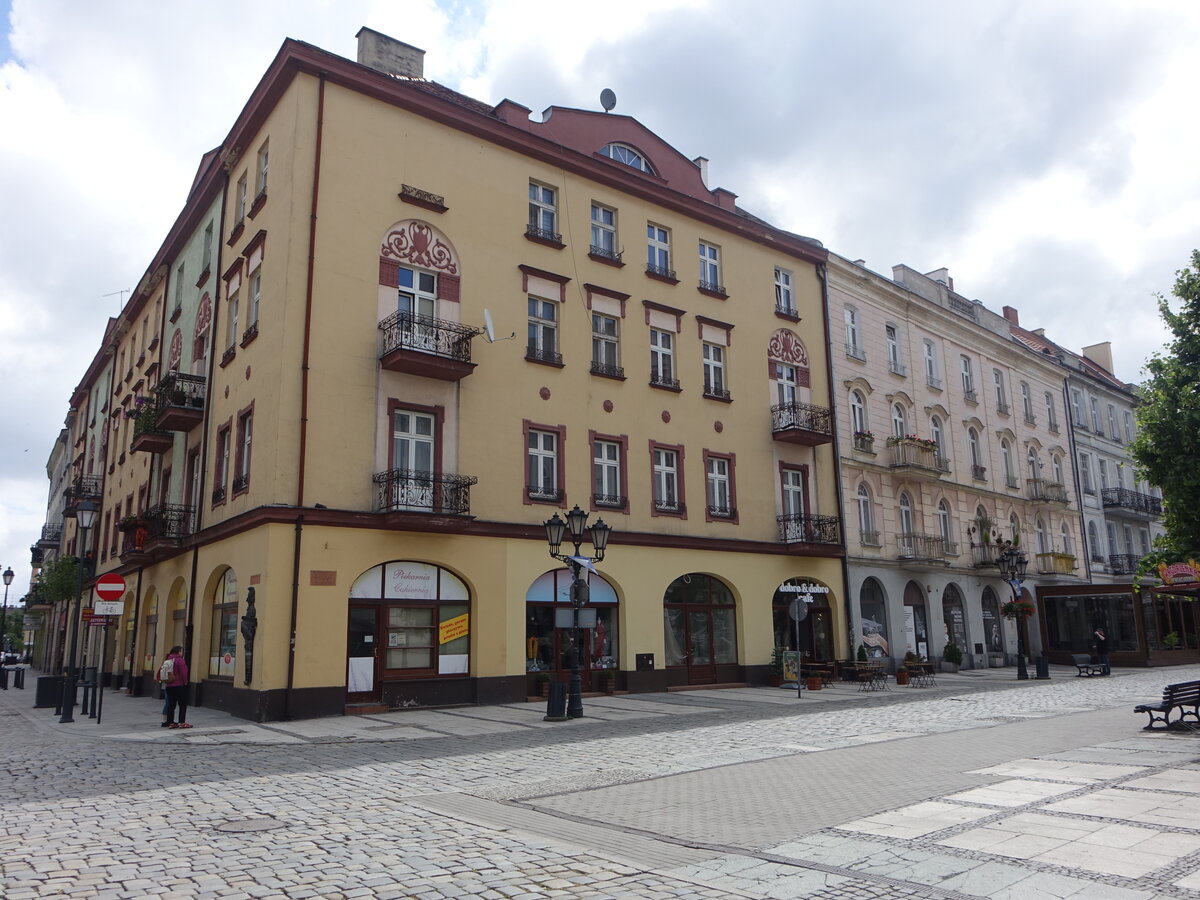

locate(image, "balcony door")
(398, 266), (437, 351)
(391, 410), (435, 510)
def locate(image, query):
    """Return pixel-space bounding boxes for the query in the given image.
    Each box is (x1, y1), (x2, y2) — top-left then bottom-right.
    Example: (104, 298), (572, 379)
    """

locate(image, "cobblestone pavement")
(2, 665), (1199, 898)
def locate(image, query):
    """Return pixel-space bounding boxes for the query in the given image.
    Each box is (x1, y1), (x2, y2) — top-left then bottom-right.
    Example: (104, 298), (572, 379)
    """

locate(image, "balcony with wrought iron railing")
(64, 475), (103, 516)
(1101, 488), (1162, 517)
(379, 312), (480, 381)
(152, 371), (207, 432)
(1109, 554), (1141, 575)
(777, 514), (842, 545)
(119, 504), (196, 561)
(771, 401), (833, 446)
(886, 438), (945, 476)
(1027, 478), (1069, 504)
(1035, 551), (1076, 576)
(897, 533), (951, 565)
(970, 543), (1002, 568)
(374, 468), (477, 516)
(37, 523), (63, 547)
(131, 405), (174, 453)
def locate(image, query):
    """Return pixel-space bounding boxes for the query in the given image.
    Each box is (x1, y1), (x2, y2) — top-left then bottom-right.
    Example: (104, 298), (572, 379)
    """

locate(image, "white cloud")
(1, 0), (1197, 581)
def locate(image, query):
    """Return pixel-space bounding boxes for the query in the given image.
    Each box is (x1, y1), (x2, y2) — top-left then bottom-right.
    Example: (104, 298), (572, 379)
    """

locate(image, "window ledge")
(226, 219), (245, 246)
(240, 323), (259, 348)
(703, 391), (733, 403)
(774, 308), (801, 323)
(697, 285), (728, 300)
(195, 267), (211, 290)
(219, 346), (236, 368)
(645, 268), (679, 285)
(248, 190), (267, 219)
(649, 380), (682, 393)
(169, 305), (182, 324)
(524, 352), (564, 368)
(588, 251), (625, 268)
(524, 230), (564, 250)
(589, 366), (626, 381)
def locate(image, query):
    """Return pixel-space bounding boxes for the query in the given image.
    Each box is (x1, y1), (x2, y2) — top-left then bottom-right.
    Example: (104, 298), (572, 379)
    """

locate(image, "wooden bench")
(1134, 680), (1200, 731)
(1071, 654), (1105, 677)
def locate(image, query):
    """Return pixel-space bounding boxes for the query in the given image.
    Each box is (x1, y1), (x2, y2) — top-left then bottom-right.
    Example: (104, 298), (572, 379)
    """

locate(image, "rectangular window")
(247, 266), (261, 328)
(923, 339), (940, 388)
(591, 313), (621, 376)
(226, 290), (240, 351)
(592, 438), (624, 509)
(590, 203), (618, 259)
(1124, 411), (1134, 443)
(774, 267), (795, 315)
(1107, 404), (1119, 440)
(993, 369), (1008, 412)
(649, 329), (676, 388)
(1021, 381), (1034, 423)
(1099, 459), (1108, 490)
(1090, 397), (1102, 432)
(844, 307), (863, 359)
(174, 263), (184, 312)
(526, 429), (560, 501)
(385, 409), (436, 510)
(202, 222), (213, 274)
(886, 325), (904, 376)
(705, 454), (735, 519)
(961, 356), (975, 400)
(213, 426), (231, 504)
(647, 224), (671, 276)
(775, 363), (797, 405)
(528, 181), (557, 238)
(236, 174), (247, 223)
(233, 411), (252, 493)
(1080, 453), (1093, 493)
(652, 445), (681, 513)
(255, 139), (269, 197)
(1071, 388), (1084, 427)
(780, 467), (808, 542)
(526, 298), (560, 364)
(1045, 391), (1058, 431)
(702, 343), (727, 399)
(698, 240), (722, 291)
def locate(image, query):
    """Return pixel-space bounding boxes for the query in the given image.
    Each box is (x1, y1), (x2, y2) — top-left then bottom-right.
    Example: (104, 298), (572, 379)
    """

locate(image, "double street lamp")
(60, 500), (97, 724)
(997, 546), (1031, 681)
(543, 505), (611, 719)
(1, 566), (14, 656)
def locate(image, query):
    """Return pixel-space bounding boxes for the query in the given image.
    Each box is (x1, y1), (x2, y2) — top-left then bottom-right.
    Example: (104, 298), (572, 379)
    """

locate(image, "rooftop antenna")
(482, 309), (515, 343)
(600, 88), (616, 113)
(103, 289), (131, 313)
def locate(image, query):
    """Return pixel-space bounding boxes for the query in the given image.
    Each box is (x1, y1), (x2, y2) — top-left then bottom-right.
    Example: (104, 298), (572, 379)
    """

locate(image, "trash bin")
(0, 667), (7, 690)
(1035, 656), (1051, 680)
(35, 675), (64, 708)
(544, 681), (567, 721)
(13, 667), (25, 689)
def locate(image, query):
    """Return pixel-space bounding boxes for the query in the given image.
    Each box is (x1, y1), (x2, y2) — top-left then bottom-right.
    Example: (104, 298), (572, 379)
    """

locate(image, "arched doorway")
(525, 568), (618, 691)
(943, 583), (968, 654)
(664, 573), (737, 684)
(903, 581), (928, 658)
(857, 578), (889, 660)
(772, 579), (834, 661)
(347, 561), (471, 704)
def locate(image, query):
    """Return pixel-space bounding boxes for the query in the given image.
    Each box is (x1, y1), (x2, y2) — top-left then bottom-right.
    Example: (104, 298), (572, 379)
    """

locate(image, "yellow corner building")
(42, 29), (847, 720)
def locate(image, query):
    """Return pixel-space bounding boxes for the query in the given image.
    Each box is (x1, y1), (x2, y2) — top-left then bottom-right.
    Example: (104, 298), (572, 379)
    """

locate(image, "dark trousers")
(164, 685), (188, 724)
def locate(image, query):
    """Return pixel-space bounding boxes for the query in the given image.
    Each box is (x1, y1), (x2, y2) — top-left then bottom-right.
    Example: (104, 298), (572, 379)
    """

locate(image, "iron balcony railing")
(526, 224), (562, 243)
(708, 505), (737, 519)
(588, 244), (623, 263)
(771, 401), (833, 438)
(590, 362), (625, 379)
(154, 371), (207, 415)
(593, 493), (627, 510)
(1109, 554), (1141, 575)
(646, 263), (676, 280)
(897, 533), (950, 563)
(970, 544), (1002, 568)
(379, 311), (479, 363)
(122, 504), (196, 556)
(525, 345), (563, 366)
(69, 475), (103, 501)
(1027, 478), (1069, 503)
(650, 372), (681, 390)
(1101, 488), (1162, 516)
(886, 439), (943, 474)
(374, 468), (477, 516)
(777, 514), (842, 545)
(38, 523), (63, 545)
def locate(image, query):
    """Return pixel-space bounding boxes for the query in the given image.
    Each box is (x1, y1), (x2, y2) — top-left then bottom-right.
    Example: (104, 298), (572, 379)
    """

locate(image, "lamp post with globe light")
(1, 566), (14, 657)
(542, 505), (611, 719)
(60, 500), (97, 723)
(998, 546), (1031, 680)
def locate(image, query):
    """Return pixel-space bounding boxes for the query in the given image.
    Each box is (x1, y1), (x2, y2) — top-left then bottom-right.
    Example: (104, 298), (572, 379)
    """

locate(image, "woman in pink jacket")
(158, 646), (191, 728)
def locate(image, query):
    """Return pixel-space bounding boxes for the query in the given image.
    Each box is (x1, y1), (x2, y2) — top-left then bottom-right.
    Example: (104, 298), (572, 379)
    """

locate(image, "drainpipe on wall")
(296, 73), (326, 509)
(816, 261), (856, 659)
(126, 567), (143, 694)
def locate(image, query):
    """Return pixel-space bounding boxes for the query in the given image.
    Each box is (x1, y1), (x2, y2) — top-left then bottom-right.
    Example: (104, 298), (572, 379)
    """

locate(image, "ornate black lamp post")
(998, 546), (1030, 681)
(1, 566), (14, 655)
(60, 500), (97, 723)
(543, 505), (611, 719)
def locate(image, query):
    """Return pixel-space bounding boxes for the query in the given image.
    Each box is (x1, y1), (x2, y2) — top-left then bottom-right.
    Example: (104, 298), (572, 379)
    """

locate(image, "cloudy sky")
(1, 0), (1197, 594)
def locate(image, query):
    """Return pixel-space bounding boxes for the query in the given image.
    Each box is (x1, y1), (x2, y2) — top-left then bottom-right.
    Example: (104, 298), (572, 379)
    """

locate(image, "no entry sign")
(94, 573), (126, 601)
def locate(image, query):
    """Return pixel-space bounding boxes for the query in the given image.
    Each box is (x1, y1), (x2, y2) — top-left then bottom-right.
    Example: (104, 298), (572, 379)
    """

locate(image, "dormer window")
(600, 142), (654, 174)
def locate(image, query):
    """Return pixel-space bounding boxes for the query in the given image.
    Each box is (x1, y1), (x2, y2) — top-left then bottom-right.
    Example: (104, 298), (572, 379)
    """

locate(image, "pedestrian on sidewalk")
(156, 646), (192, 728)
(1091, 626), (1110, 676)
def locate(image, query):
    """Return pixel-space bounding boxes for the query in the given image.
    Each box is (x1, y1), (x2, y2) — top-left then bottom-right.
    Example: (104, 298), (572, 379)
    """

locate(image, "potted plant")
(941, 641), (963, 673)
(598, 670), (616, 694)
(805, 672), (823, 691)
(1162, 631), (1181, 650)
(895, 666), (909, 686)
(857, 644), (869, 663)
(535, 672), (550, 698)
(769, 646), (785, 687)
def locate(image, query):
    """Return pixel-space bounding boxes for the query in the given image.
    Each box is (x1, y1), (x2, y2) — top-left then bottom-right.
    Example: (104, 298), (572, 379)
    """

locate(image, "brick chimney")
(1002, 306), (1019, 325)
(356, 27), (425, 79)
(1082, 341), (1115, 374)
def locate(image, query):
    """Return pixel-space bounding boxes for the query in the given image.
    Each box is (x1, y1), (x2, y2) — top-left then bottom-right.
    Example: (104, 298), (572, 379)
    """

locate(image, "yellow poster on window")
(439, 613), (469, 644)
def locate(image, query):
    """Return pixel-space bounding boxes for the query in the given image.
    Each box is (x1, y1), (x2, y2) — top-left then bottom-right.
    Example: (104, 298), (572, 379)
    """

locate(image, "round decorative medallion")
(539, 387), (551, 400)
(603, 400), (614, 413)
(661, 410), (671, 423)
(714, 421), (724, 433)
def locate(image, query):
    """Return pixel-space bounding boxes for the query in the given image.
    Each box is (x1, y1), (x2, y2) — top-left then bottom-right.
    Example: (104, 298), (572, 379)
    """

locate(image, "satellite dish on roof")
(600, 88), (616, 113)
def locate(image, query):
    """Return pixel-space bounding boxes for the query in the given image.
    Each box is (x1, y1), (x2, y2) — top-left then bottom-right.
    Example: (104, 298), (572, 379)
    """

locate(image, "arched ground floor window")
(903, 581), (928, 658)
(525, 568), (618, 689)
(856, 578), (888, 659)
(771, 579), (834, 661)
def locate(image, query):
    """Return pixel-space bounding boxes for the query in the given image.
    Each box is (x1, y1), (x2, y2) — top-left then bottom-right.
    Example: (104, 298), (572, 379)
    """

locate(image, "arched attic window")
(600, 142), (655, 174)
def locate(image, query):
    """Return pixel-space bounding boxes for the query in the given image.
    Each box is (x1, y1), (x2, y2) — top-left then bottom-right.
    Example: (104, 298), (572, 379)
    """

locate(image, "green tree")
(36, 555), (81, 606)
(1131, 249), (1200, 559)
